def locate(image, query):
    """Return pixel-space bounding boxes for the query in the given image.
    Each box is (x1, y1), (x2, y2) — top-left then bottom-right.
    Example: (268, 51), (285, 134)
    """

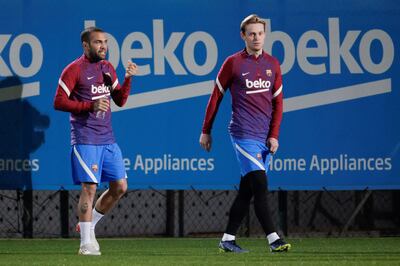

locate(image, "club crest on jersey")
(91, 164), (98, 172)
(266, 69), (272, 77)
(257, 153), (262, 159)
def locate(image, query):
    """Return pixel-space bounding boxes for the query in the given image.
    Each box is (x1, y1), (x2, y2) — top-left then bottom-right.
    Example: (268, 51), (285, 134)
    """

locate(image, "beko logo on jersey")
(91, 84), (110, 94)
(245, 79), (271, 89)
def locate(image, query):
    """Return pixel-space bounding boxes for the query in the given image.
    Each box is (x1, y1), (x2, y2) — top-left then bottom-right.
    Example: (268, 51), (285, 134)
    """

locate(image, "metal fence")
(0, 189), (399, 238)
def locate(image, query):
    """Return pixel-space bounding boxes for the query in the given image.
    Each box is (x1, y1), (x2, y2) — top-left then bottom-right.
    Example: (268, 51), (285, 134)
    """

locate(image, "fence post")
(394, 191), (400, 227)
(60, 190), (69, 238)
(178, 190), (184, 237)
(22, 190), (33, 238)
(278, 190), (288, 236)
(166, 190), (175, 236)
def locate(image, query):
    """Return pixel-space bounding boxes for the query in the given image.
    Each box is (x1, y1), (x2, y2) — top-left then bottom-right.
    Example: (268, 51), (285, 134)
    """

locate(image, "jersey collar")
(241, 48), (265, 61)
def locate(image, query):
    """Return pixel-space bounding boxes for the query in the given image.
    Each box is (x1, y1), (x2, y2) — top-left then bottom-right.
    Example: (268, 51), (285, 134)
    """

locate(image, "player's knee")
(111, 180), (127, 198)
(81, 183), (97, 197)
(118, 182), (128, 196)
(237, 187), (253, 202)
(246, 170), (269, 196)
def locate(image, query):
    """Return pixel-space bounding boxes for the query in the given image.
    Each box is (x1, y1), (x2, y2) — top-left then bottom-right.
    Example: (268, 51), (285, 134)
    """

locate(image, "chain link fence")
(0, 189), (399, 238)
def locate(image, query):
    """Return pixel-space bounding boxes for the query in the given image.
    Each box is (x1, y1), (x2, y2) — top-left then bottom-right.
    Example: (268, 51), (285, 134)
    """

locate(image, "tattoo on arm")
(80, 202), (89, 214)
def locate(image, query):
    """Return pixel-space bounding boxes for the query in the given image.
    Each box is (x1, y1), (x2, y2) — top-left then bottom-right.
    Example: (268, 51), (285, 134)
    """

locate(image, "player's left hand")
(266, 137), (279, 155)
(125, 61), (137, 78)
(199, 133), (212, 152)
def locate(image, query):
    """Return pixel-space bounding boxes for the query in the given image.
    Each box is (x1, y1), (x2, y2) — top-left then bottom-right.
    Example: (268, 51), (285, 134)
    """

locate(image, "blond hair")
(240, 14), (266, 33)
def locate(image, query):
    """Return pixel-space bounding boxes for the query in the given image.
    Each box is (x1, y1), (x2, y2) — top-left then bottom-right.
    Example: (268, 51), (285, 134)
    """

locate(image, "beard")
(88, 48), (106, 62)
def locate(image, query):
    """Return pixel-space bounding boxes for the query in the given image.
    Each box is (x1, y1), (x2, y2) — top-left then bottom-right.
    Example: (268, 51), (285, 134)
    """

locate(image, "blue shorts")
(231, 136), (272, 176)
(71, 143), (127, 185)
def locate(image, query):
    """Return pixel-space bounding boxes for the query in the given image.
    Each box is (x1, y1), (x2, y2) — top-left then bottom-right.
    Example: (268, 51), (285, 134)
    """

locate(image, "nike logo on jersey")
(87, 76), (95, 80)
(242, 72), (250, 76)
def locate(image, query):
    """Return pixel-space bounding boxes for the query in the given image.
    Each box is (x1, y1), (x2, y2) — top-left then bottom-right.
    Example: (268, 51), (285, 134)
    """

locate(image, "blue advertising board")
(0, 0), (399, 190)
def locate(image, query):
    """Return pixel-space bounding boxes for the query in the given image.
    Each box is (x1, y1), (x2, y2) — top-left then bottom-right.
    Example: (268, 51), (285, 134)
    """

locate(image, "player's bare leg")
(77, 179), (127, 253)
(77, 183), (100, 255)
(78, 183), (97, 221)
(94, 179), (127, 213)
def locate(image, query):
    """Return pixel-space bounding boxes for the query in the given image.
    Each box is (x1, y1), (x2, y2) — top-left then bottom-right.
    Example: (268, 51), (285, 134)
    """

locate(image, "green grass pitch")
(0, 237), (399, 265)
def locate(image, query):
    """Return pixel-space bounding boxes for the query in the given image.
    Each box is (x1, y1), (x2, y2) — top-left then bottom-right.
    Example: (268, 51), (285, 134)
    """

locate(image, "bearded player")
(54, 27), (137, 255)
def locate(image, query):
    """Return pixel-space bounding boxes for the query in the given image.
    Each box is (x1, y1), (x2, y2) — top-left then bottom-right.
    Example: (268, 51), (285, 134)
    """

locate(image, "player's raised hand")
(199, 133), (212, 152)
(267, 137), (279, 155)
(125, 61), (137, 78)
(93, 97), (109, 112)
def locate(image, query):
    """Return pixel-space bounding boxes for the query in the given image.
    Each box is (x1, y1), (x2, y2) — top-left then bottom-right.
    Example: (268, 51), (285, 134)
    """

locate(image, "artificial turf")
(0, 237), (399, 265)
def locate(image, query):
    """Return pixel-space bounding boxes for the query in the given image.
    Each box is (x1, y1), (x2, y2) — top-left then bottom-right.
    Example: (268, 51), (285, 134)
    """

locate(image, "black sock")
(225, 174), (253, 235)
(249, 170), (276, 235)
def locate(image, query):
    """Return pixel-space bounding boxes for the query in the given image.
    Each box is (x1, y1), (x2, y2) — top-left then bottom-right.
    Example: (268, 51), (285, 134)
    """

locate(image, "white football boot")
(78, 243), (101, 255)
(90, 229), (100, 252)
(76, 223), (100, 252)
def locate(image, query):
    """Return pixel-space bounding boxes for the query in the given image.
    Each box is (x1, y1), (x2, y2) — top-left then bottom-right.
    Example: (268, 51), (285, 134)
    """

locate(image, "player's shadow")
(0, 76), (49, 237)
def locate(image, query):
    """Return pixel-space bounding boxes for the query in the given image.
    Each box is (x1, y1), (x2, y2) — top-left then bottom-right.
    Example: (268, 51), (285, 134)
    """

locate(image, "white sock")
(91, 208), (104, 230)
(267, 232), (280, 244)
(221, 233), (235, 241)
(79, 222), (91, 246)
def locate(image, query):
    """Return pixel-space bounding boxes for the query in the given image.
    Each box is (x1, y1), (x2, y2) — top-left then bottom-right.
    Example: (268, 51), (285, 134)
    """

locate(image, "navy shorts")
(231, 136), (272, 176)
(71, 143), (127, 185)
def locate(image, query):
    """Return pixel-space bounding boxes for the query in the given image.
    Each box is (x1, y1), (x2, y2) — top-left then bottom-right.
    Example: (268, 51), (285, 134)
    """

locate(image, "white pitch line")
(0, 81), (40, 102)
(112, 80), (214, 112)
(283, 79), (392, 112)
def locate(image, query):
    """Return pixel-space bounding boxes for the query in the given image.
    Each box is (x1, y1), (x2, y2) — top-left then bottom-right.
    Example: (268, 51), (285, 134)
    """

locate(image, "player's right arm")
(199, 57), (233, 152)
(53, 63), (94, 114)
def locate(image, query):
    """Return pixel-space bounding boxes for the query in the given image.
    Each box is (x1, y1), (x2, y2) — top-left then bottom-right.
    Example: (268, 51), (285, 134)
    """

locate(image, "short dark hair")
(80, 27), (105, 43)
(240, 14), (266, 33)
